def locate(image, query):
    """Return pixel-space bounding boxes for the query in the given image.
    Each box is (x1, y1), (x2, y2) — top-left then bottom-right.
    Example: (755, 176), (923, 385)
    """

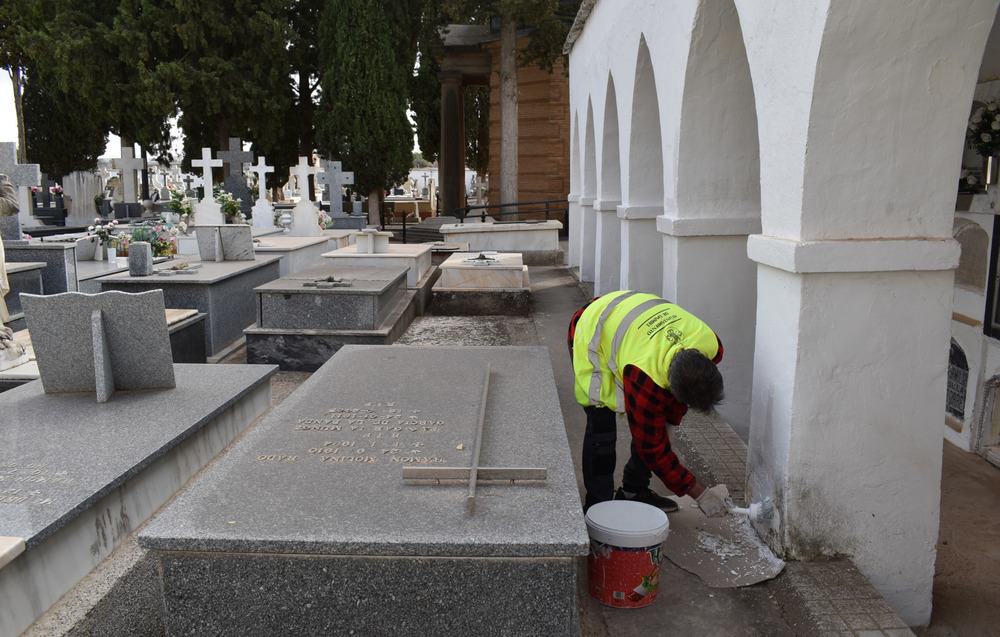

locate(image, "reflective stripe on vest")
(586, 291), (640, 404)
(588, 296), (672, 408)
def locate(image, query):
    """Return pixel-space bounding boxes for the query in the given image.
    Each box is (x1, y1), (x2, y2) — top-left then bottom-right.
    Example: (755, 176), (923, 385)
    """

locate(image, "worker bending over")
(569, 290), (730, 516)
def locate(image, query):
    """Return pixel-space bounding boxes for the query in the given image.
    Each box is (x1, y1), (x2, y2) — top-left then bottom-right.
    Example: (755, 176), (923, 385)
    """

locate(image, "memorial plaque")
(139, 346), (589, 635)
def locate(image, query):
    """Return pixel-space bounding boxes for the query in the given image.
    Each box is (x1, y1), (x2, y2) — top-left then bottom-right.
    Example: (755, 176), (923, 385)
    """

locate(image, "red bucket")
(585, 500), (670, 608)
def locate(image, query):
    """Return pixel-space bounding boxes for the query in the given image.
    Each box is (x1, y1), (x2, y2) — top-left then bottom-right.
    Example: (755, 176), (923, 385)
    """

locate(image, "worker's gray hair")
(667, 349), (724, 412)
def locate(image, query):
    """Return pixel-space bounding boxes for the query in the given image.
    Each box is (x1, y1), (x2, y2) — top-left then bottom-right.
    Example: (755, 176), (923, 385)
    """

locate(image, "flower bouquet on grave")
(968, 101), (1000, 157)
(167, 187), (193, 227)
(215, 189), (243, 223)
(128, 222), (176, 258)
(959, 170), (982, 194)
(49, 184), (63, 197)
(317, 210), (331, 230)
(88, 218), (120, 248)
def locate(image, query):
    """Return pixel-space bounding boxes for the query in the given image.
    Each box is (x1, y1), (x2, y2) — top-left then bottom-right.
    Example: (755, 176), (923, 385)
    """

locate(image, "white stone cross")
(248, 157), (275, 205)
(0, 142), (41, 227)
(112, 145), (145, 203)
(288, 156), (318, 198)
(96, 166), (113, 188)
(316, 160), (354, 215)
(217, 137), (253, 177)
(190, 147), (223, 201)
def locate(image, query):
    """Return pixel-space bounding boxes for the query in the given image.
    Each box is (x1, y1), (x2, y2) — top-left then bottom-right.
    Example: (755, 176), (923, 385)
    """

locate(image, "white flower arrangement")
(968, 101), (1000, 156)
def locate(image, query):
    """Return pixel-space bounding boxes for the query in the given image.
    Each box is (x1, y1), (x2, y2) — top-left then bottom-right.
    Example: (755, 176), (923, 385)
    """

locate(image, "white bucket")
(585, 500), (670, 607)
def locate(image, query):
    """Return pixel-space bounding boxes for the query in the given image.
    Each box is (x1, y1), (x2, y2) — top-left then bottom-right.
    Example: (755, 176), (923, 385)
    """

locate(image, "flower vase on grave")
(108, 247), (118, 262)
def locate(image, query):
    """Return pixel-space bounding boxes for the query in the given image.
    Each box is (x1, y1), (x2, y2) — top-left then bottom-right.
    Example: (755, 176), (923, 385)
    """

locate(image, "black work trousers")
(582, 405), (653, 509)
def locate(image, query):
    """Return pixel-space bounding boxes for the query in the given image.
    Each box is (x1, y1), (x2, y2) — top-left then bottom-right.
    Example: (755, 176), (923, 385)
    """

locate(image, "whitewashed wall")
(568, 0), (1000, 626)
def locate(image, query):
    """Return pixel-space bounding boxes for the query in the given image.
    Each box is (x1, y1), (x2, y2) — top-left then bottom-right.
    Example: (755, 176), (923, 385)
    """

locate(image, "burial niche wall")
(954, 217), (988, 291)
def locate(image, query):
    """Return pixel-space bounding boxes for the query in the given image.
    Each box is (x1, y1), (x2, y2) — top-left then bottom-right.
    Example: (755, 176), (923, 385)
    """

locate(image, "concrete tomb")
(252, 235), (329, 277)
(3, 242), (78, 294)
(0, 291), (276, 636)
(322, 228), (354, 252)
(322, 240), (438, 314)
(2, 261), (44, 331)
(439, 219), (564, 265)
(0, 367), (275, 637)
(99, 256), (281, 360)
(431, 251), (532, 316)
(244, 263), (414, 371)
(139, 345), (589, 635)
(323, 238), (432, 287)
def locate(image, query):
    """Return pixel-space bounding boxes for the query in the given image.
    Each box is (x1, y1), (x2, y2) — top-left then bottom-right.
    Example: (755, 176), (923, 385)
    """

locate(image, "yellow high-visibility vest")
(573, 291), (719, 412)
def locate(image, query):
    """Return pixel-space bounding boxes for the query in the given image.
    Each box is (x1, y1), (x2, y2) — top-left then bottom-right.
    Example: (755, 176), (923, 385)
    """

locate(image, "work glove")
(696, 484), (729, 517)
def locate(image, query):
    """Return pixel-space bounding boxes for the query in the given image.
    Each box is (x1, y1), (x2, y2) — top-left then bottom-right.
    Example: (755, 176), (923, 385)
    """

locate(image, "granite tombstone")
(139, 345), (589, 635)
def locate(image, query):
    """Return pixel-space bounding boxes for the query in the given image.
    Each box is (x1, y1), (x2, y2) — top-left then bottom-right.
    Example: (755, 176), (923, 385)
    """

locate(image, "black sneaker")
(615, 487), (679, 513)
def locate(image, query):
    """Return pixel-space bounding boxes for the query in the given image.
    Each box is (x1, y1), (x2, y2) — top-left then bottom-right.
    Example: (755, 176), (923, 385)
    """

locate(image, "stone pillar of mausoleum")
(438, 72), (465, 219)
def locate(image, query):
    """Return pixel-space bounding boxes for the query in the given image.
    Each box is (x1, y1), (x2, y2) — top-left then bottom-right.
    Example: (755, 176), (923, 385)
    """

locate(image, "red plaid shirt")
(568, 300), (724, 496)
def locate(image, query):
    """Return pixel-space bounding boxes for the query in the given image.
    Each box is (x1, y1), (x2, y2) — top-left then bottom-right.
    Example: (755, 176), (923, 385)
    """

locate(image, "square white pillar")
(567, 194), (581, 268)
(617, 204), (661, 294)
(579, 197), (596, 282)
(746, 234), (959, 626)
(660, 232), (756, 439)
(593, 200), (621, 295)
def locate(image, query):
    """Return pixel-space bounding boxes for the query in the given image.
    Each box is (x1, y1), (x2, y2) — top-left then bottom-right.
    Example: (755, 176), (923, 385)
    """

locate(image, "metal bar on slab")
(467, 363), (491, 514)
(402, 467), (548, 481)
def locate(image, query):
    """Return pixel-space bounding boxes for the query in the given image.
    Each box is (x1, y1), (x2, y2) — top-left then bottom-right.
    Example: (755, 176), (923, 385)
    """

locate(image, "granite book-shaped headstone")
(195, 225), (254, 262)
(21, 290), (176, 402)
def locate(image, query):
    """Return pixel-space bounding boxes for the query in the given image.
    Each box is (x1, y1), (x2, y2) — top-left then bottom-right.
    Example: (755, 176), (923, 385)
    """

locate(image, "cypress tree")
(316, 0), (415, 225)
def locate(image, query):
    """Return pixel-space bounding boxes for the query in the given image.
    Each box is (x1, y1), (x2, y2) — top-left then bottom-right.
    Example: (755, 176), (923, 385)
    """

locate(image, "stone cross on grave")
(97, 166), (112, 189)
(0, 142), (41, 227)
(112, 146), (145, 203)
(316, 160), (354, 216)
(190, 147), (223, 201)
(401, 364), (547, 514)
(248, 157), (274, 205)
(288, 156), (318, 201)
(217, 137), (253, 179)
(217, 138), (254, 216)
(183, 174), (195, 195)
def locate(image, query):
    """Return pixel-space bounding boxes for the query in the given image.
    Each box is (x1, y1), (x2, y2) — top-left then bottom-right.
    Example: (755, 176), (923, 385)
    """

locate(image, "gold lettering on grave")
(288, 405), (454, 468)
(0, 461), (73, 505)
